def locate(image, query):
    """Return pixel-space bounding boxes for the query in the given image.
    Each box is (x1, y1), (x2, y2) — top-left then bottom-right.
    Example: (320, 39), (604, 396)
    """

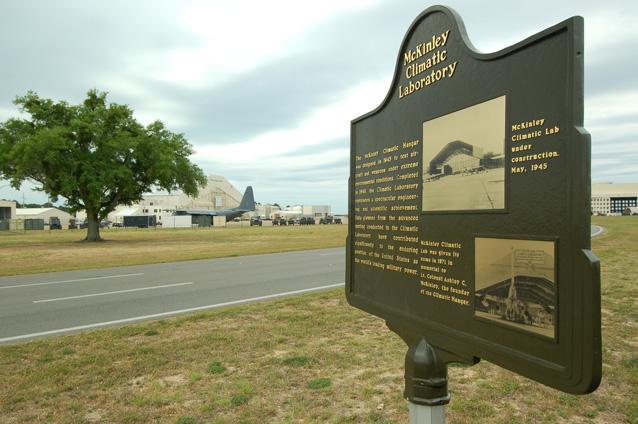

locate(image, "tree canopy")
(0, 89), (207, 241)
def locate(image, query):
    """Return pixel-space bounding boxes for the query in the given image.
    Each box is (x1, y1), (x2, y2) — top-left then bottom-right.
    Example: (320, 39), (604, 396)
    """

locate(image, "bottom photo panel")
(474, 237), (556, 339)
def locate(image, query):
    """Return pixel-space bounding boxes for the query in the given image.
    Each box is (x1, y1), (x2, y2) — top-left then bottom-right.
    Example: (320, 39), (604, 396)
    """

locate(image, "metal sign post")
(347, 4), (600, 418)
(410, 404), (445, 424)
(405, 338), (448, 424)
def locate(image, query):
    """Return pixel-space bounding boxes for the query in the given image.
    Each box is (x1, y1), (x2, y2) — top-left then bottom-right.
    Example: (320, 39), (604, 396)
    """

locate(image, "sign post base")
(404, 337), (450, 405)
(409, 402), (445, 424)
(400, 334), (475, 424)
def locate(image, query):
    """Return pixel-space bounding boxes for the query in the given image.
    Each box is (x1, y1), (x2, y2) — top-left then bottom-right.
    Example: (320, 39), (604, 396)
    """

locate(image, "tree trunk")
(84, 213), (102, 241)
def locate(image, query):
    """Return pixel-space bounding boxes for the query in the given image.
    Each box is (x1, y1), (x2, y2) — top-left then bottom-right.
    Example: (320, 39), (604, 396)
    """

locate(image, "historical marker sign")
(346, 6), (601, 395)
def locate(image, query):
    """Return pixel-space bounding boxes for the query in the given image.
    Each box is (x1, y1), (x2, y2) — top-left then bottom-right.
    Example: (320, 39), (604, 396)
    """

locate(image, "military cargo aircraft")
(170, 186), (255, 222)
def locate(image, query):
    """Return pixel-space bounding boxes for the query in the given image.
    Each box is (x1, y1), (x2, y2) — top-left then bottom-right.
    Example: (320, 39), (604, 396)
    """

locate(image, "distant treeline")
(12, 201), (70, 212)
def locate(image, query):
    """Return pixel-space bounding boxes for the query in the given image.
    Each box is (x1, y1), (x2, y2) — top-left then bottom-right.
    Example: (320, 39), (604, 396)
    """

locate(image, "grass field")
(0, 225), (348, 277)
(0, 217), (636, 423)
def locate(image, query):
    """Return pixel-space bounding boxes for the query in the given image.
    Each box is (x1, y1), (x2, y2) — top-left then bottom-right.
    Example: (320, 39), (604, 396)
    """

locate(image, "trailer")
(123, 215), (156, 228)
(162, 215), (192, 228)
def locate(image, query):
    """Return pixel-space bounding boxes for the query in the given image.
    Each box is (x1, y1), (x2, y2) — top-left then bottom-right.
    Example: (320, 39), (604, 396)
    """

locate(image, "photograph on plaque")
(422, 96), (506, 212)
(474, 237), (556, 339)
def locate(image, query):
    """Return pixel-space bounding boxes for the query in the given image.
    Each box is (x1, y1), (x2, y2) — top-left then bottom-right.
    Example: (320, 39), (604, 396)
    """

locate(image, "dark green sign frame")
(346, 5), (601, 397)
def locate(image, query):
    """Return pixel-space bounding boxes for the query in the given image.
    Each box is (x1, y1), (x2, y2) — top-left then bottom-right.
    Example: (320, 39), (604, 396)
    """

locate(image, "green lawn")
(0, 225), (347, 277)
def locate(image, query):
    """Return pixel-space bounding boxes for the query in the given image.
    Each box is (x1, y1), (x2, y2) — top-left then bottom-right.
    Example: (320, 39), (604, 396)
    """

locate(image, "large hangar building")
(426, 140), (504, 178)
(591, 183), (638, 215)
(76, 175), (247, 225)
(75, 175), (336, 226)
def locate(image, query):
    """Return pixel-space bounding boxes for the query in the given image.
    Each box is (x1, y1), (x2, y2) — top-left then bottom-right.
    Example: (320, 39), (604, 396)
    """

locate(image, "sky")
(1, 0), (636, 213)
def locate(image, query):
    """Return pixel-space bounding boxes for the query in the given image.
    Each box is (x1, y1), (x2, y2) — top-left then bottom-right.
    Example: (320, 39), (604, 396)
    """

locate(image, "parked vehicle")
(49, 216), (62, 230)
(78, 219), (115, 229)
(250, 217), (262, 226)
(272, 217), (287, 226)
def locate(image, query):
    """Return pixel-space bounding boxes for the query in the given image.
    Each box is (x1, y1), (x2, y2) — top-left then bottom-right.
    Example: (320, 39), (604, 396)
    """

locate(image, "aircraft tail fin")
(238, 186), (255, 211)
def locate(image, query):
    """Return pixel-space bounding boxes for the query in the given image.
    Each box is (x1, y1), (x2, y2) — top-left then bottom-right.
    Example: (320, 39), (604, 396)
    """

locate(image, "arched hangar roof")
(430, 140), (474, 167)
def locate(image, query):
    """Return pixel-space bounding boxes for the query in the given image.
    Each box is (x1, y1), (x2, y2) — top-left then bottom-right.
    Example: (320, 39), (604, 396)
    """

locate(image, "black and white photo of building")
(422, 96), (506, 212)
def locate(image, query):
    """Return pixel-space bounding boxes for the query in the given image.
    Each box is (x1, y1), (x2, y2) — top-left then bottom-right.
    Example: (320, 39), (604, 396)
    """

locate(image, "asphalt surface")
(591, 225), (605, 238)
(0, 225), (604, 345)
(0, 247), (345, 344)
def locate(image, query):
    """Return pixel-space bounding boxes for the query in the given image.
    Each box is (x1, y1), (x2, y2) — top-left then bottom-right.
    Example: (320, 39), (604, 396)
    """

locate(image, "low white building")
(15, 207), (73, 228)
(268, 205), (332, 220)
(72, 175), (339, 226)
(303, 205), (331, 219)
(0, 200), (16, 220)
(591, 183), (638, 215)
(76, 175), (247, 225)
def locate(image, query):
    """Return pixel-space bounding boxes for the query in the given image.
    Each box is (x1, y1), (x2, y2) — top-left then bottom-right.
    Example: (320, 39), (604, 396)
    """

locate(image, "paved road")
(0, 248), (345, 344)
(591, 225), (605, 238)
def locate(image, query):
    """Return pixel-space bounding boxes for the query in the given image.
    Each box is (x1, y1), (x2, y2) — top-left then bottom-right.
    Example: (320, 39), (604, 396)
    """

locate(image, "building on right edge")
(591, 183), (638, 215)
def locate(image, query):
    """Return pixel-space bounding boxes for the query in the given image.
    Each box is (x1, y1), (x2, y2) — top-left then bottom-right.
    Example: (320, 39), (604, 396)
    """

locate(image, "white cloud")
(0, 106), (20, 122)
(2, 0), (638, 210)
(156, 0), (382, 86)
(586, 90), (638, 124)
(193, 78), (389, 163)
(585, 9), (638, 64)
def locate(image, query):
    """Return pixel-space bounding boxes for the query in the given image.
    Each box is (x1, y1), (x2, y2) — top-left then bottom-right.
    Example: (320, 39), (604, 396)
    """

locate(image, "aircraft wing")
(171, 210), (220, 216)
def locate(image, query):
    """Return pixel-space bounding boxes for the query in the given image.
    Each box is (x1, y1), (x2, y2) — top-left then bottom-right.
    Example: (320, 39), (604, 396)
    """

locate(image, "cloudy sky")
(1, 0), (636, 213)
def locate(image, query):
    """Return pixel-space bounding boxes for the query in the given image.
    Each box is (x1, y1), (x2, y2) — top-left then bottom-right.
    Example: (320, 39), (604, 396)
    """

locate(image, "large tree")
(0, 90), (207, 241)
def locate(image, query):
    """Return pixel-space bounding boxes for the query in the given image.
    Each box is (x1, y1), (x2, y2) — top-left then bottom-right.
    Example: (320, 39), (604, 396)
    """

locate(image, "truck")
(319, 216), (334, 224)
(300, 217), (315, 225)
(49, 216), (62, 230)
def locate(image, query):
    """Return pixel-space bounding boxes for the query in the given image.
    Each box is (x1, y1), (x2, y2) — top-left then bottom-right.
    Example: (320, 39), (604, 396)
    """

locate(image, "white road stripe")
(1, 283), (344, 343)
(591, 225), (605, 238)
(0, 273), (145, 289)
(33, 282), (194, 303)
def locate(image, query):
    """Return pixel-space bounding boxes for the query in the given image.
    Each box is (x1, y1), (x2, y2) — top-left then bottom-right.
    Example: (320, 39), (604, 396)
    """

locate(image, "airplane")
(169, 186), (255, 222)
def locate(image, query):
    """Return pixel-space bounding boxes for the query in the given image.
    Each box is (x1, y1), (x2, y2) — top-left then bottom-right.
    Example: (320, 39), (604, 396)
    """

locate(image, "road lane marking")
(33, 282), (194, 303)
(320, 251), (345, 256)
(591, 225), (605, 238)
(1, 273), (145, 290)
(1, 283), (344, 343)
